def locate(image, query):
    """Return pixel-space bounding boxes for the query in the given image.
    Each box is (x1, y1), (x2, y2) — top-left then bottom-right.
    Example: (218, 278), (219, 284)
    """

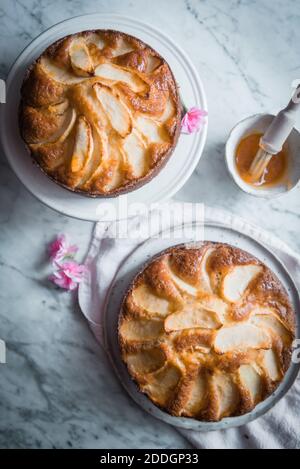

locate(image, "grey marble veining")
(0, 0), (299, 449)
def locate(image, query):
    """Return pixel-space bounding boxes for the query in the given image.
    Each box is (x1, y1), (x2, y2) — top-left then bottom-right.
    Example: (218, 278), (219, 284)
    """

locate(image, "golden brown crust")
(20, 105), (67, 143)
(118, 242), (296, 422)
(169, 248), (203, 285)
(21, 63), (66, 107)
(19, 30), (181, 197)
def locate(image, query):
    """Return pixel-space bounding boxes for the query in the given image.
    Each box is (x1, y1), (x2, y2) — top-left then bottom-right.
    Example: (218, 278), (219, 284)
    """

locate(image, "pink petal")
(49, 271), (78, 291)
(47, 235), (85, 291)
(49, 260), (86, 291)
(48, 234), (65, 258)
(50, 261), (87, 289)
(48, 234), (78, 264)
(181, 106), (207, 134)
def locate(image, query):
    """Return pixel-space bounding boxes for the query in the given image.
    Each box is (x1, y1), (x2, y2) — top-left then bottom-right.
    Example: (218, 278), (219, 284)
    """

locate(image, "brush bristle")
(249, 148), (273, 181)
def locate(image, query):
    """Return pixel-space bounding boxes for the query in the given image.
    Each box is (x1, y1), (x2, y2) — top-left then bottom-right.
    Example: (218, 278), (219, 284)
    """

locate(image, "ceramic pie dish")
(118, 242), (295, 422)
(0, 14), (207, 220)
(18, 29), (181, 197)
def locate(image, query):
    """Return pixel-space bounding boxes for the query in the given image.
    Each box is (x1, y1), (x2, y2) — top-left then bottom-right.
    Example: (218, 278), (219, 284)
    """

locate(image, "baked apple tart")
(119, 243), (295, 421)
(19, 30), (181, 196)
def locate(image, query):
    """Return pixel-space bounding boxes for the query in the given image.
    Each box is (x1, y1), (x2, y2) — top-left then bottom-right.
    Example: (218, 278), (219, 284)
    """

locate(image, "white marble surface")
(0, 0), (299, 449)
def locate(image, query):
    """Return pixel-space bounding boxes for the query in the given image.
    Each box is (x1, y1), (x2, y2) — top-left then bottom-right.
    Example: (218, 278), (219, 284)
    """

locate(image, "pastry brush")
(249, 85), (300, 181)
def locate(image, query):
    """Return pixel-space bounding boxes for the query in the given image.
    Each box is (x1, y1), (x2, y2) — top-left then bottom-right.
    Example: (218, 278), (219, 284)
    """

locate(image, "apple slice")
(157, 98), (175, 123)
(94, 63), (146, 92)
(119, 318), (163, 342)
(199, 247), (215, 293)
(251, 313), (291, 344)
(222, 265), (262, 302)
(70, 116), (93, 173)
(93, 83), (132, 137)
(214, 323), (271, 354)
(69, 40), (94, 76)
(126, 347), (166, 375)
(56, 108), (77, 143)
(261, 349), (281, 381)
(86, 32), (106, 50)
(142, 364), (181, 406)
(132, 284), (170, 317)
(165, 303), (222, 332)
(135, 115), (164, 143)
(167, 265), (198, 297)
(183, 371), (207, 415)
(145, 55), (162, 73)
(111, 38), (134, 57)
(213, 372), (239, 418)
(81, 125), (109, 186)
(40, 57), (87, 84)
(238, 364), (262, 403)
(102, 153), (123, 192)
(199, 295), (228, 320)
(122, 131), (147, 178)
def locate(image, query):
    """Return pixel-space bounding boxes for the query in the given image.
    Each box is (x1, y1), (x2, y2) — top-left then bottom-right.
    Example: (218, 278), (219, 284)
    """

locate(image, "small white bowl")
(225, 113), (300, 198)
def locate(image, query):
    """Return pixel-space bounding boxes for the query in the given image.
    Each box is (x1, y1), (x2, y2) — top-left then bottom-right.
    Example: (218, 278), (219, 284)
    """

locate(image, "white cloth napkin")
(78, 206), (300, 449)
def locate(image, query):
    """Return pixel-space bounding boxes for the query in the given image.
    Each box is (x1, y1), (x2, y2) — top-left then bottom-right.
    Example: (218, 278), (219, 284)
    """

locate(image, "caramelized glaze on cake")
(119, 243), (295, 421)
(19, 30), (181, 196)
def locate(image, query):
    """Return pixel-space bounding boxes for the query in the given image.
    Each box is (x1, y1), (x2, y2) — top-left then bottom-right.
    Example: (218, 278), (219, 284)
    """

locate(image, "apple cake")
(19, 30), (181, 197)
(119, 242), (295, 421)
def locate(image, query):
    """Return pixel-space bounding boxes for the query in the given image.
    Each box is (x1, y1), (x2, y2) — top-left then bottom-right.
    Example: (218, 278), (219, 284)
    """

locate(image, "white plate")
(104, 221), (300, 431)
(0, 14), (207, 222)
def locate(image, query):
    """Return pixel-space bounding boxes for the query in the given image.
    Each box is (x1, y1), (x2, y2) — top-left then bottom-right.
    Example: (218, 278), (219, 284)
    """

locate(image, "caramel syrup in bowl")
(235, 133), (289, 187)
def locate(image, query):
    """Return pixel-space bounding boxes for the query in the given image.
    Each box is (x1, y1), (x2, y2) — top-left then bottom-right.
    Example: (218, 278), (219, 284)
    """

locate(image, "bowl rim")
(225, 112), (300, 199)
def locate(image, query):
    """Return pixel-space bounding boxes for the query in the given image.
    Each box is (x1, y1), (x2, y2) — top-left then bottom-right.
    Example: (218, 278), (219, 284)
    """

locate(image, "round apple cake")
(119, 242), (295, 421)
(19, 30), (181, 197)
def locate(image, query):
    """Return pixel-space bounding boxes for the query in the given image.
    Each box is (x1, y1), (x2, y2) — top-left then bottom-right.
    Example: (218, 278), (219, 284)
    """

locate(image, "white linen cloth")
(78, 206), (300, 449)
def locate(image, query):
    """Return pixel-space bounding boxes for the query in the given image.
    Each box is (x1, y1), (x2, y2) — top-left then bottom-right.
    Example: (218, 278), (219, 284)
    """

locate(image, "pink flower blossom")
(48, 234), (78, 264)
(49, 261), (87, 291)
(181, 107), (208, 134)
